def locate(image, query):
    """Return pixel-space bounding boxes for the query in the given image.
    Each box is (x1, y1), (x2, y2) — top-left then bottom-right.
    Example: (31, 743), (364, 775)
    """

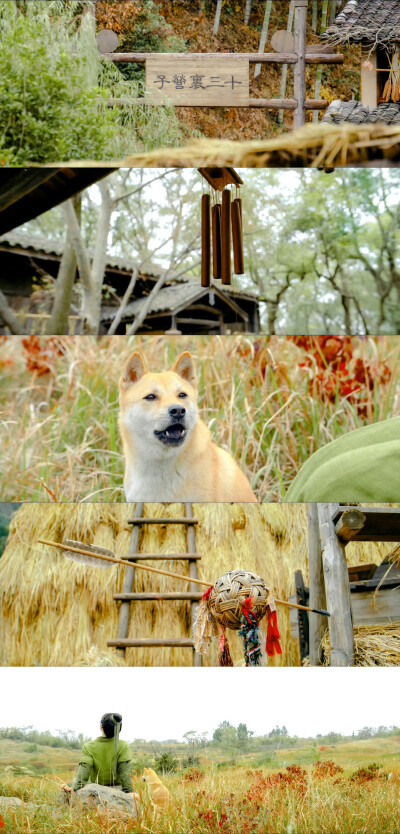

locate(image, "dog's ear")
(121, 352), (148, 388)
(172, 352), (197, 388)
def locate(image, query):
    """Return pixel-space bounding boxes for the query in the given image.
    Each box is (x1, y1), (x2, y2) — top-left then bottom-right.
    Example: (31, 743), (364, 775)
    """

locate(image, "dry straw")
(0, 502), (398, 667)
(119, 124), (400, 169)
(321, 623), (400, 667)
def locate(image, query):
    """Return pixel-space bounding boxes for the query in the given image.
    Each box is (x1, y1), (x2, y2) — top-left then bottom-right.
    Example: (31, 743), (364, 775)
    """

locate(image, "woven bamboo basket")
(208, 569), (271, 629)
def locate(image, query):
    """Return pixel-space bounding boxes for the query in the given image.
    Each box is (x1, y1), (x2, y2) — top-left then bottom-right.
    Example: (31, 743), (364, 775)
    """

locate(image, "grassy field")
(1, 737), (400, 833)
(0, 335), (399, 503)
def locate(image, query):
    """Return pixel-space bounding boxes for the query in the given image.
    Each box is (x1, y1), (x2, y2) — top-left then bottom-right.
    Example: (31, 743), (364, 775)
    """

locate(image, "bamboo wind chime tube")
(201, 193), (211, 288)
(212, 203), (222, 280)
(232, 198), (244, 275)
(37, 539), (330, 616)
(221, 188), (232, 285)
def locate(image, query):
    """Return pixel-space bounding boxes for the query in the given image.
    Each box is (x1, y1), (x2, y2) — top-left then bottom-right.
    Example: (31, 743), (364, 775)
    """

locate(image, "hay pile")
(0, 503), (397, 668)
(321, 623), (400, 667)
(119, 123), (400, 168)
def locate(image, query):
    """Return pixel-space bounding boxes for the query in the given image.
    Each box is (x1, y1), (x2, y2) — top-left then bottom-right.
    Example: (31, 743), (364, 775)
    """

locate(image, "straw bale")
(321, 623), (400, 666)
(0, 502), (398, 667)
(118, 124), (400, 169)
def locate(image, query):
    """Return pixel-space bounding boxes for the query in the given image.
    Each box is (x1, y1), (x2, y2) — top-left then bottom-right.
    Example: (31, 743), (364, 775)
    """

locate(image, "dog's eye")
(144, 394), (157, 401)
(178, 392), (188, 399)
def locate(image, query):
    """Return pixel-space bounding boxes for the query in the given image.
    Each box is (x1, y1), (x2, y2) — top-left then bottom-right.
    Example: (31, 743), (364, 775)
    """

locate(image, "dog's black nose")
(169, 405), (186, 420)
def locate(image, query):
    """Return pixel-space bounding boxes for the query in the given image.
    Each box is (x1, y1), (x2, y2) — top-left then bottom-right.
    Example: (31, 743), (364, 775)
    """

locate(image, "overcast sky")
(2, 668), (398, 741)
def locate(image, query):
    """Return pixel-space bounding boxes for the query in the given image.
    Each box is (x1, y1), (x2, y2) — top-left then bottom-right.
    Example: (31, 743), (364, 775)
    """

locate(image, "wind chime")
(38, 539), (330, 668)
(198, 167), (245, 288)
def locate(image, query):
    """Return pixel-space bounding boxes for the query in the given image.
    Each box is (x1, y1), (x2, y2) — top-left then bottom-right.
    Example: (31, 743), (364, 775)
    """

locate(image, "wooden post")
(186, 503), (202, 668)
(308, 503), (326, 666)
(116, 502), (144, 658)
(294, 0), (307, 129)
(212, 204), (222, 280)
(317, 503), (354, 667)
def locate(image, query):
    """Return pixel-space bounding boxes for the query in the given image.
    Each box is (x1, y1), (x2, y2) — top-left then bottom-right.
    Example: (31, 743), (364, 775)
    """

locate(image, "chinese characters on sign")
(146, 55), (250, 106)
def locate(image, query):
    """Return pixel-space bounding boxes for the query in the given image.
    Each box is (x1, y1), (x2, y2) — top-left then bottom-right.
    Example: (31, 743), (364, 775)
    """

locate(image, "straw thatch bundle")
(117, 124), (400, 169)
(0, 503), (397, 667)
(321, 623), (400, 667)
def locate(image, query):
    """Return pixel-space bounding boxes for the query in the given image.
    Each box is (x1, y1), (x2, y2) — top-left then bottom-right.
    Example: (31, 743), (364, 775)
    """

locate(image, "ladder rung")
(114, 592), (203, 601)
(123, 554), (201, 561)
(108, 638), (194, 648)
(128, 518), (198, 525)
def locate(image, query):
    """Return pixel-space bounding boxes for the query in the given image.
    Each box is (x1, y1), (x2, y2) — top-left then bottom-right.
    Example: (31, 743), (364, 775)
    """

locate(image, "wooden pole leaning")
(38, 538), (330, 616)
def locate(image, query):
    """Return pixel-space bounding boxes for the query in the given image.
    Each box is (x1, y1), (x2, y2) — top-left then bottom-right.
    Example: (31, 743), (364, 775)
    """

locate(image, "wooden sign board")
(146, 54), (249, 107)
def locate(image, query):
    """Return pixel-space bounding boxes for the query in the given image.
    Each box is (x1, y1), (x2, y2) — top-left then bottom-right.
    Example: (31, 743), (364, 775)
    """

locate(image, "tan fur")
(142, 768), (173, 810)
(119, 351), (257, 503)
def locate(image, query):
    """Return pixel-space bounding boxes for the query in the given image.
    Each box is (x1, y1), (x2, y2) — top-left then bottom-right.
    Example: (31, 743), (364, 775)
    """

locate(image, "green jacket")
(284, 417), (400, 502)
(72, 737), (132, 793)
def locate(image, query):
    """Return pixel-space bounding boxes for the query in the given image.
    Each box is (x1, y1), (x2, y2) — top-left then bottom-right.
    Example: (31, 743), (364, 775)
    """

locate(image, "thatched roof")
(322, 100), (400, 125)
(0, 503), (397, 668)
(322, 0), (400, 46)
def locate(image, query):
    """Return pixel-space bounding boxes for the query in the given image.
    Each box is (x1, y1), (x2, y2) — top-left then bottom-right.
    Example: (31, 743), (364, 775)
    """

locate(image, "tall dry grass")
(0, 502), (397, 668)
(0, 335), (399, 502)
(1, 753), (400, 834)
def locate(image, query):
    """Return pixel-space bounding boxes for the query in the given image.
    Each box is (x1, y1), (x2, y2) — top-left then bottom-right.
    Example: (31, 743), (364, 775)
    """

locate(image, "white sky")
(1, 668), (398, 741)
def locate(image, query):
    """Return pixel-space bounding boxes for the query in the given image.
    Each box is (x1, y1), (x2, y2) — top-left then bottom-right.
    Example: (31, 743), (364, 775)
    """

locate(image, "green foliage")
(0, 1), (185, 163)
(116, 1), (186, 83)
(181, 753), (200, 769)
(153, 751), (179, 774)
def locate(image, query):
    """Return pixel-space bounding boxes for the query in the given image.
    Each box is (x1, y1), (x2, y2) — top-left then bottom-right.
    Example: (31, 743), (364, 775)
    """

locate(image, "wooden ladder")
(107, 503), (202, 666)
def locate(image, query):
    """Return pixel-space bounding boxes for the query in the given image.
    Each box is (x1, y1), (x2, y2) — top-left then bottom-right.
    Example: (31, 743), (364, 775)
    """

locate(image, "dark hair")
(101, 713), (122, 739)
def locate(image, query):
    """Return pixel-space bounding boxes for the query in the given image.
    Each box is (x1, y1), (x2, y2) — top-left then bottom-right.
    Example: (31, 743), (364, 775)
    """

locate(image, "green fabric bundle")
(284, 417), (400, 502)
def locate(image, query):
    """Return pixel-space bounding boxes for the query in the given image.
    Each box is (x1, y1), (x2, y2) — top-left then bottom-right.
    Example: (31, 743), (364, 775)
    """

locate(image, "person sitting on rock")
(61, 712), (133, 797)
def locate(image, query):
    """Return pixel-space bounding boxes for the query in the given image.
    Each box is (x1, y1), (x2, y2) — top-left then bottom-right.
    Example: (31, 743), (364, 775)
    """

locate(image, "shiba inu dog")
(119, 351), (257, 502)
(142, 768), (172, 810)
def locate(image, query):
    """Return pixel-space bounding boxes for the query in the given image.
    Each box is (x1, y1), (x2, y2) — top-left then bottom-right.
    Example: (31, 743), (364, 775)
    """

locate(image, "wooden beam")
(108, 638), (195, 647)
(108, 97), (328, 110)
(121, 553), (202, 561)
(294, 0), (307, 129)
(335, 509), (367, 543)
(129, 518), (198, 525)
(103, 52), (343, 64)
(318, 503), (354, 667)
(308, 503), (326, 666)
(114, 592), (203, 601)
(198, 167), (243, 191)
(332, 507), (400, 542)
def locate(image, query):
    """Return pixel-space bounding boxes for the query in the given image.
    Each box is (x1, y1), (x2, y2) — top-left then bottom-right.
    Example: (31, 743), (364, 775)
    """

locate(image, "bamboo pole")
(38, 538), (329, 615)
(317, 504), (354, 666)
(313, 0), (329, 123)
(255, 1), (273, 79)
(201, 193), (211, 288)
(308, 503), (327, 665)
(221, 189), (232, 285)
(278, 0), (295, 125)
(293, 0), (308, 129)
(213, 0), (223, 35)
(212, 203), (222, 280)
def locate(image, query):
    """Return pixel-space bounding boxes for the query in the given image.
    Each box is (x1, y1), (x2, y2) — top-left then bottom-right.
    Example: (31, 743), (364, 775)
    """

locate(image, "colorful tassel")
(238, 597), (262, 666)
(218, 628), (234, 666)
(266, 605), (282, 657)
(193, 586), (217, 655)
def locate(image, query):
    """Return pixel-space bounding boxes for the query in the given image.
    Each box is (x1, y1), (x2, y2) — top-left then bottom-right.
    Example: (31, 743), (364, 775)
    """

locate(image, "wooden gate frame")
(93, 1), (343, 129)
(308, 503), (400, 668)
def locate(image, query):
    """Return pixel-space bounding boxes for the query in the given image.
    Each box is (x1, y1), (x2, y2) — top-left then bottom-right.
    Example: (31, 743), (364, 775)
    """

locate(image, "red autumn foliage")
(182, 768), (205, 782)
(313, 760), (344, 779)
(350, 763), (386, 784)
(290, 336), (392, 413)
(21, 337), (66, 376)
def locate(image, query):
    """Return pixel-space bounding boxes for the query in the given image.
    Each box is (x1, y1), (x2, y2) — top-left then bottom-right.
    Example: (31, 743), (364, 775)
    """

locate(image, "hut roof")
(0, 169), (115, 237)
(0, 230), (164, 280)
(322, 0), (400, 46)
(100, 281), (257, 323)
(322, 100), (400, 125)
